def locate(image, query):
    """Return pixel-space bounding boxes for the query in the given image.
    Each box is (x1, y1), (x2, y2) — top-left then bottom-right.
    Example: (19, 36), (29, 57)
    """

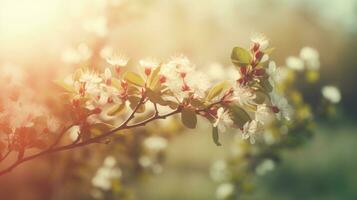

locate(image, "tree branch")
(0, 96), (222, 176)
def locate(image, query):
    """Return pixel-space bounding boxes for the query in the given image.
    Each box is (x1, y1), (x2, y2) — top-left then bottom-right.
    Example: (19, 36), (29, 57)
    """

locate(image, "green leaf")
(212, 126), (221, 146)
(124, 71), (145, 87)
(230, 105), (251, 128)
(231, 47), (252, 67)
(190, 98), (205, 109)
(206, 81), (228, 101)
(254, 90), (268, 104)
(146, 88), (165, 105)
(148, 65), (161, 90)
(181, 108), (197, 129)
(260, 78), (273, 93)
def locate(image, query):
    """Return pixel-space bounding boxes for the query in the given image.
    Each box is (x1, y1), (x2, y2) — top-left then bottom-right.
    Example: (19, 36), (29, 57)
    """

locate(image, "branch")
(0, 96), (222, 176)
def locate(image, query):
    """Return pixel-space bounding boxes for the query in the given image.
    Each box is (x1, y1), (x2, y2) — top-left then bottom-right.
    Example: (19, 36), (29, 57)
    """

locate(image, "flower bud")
(92, 107), (102, 114)
(181, 83), (190, 92)
(271, 106), (280, 113)
(251, 42), (260, 52)
(254, 51), (264, 61)
(145, 67), (151, 76)
(159, 75), (166, 84)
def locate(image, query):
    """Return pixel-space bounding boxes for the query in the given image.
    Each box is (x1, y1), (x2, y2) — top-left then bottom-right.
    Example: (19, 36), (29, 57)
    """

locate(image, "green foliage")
(124, 71), (145, 87)
(231, 47), (252, 67)
(230, 105), (251, 128)
(212, 126), (221, 146)
(206, 81), (229, 101)
(181, 108), (197, 129)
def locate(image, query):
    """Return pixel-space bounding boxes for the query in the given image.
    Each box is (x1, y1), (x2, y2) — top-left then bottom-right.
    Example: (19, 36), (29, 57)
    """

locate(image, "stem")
(0, 94), (224, 176)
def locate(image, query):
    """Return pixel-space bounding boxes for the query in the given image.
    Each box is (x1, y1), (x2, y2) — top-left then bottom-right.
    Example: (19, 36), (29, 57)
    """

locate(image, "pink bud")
(181, 83), (190, 92)
(254, 51), (264, 61)
(92, 107), (102, 114)
(159, 75), (166, 84)
(145, 67), (151, 76)
(180, 72), (186, 79)
(251, 42), (260, 52)
(271, 106), (280, 113)
(115, 67), (121, 75)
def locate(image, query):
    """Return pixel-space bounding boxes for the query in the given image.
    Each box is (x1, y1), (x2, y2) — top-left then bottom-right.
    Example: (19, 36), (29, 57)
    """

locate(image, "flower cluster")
(57, 36), (291, 147)
(211, 46), (342, 200)
(0, 65), (60, 158)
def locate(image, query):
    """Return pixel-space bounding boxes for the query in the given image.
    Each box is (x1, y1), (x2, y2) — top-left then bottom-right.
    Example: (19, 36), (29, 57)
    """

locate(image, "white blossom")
(255, 104), (273, 125)
(103, 68), (112, 81)
(270, 91), (293, 121)
(92, 156), (122, 191)
(241, 120), (262, 144)
(231, 84), (256, 106)
(255, 159), (275, 176)
(300, 47), (320, 70)
(267, 61), (284, 86)
(286, 56), (304, 71)
(322, 85), (341, 103)
(214, 108), (233, 133)
(216, 183), (235, 200)
(105, 53), (129, 67)
(143, 136), (168, 153)
(251, 33), (269, 51)
(186, 71), (211, 98)
(139, 57), (160, 70)
(160, 56), (209, 101)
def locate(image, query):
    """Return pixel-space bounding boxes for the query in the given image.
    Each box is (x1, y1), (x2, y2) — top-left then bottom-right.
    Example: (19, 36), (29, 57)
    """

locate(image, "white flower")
(216, 183), (235, 200)
(78, 71), (102, 96)
(160, 56), (209, 101)
(87, 85), (121, 109)
(103, 68), (112, 81)
(267, 61), (285, 85)
(300, 47), (320, 70)
(241, 120), (262, 144)
(185, 71), (211, 98)
(80, 72), (102, 83)
(270, 91), (293, 121)
(255, 159), (275, 176)
(162, 55), (194, 79)
(286, 56), (304, 71)
(139, 57), (160, 70)
(255, 104), (273, 125)
(251, 33), (269, 51)
(103, 156), (117, 168)
(106, 53), (129, 67)
(214, 108), (233, 133)
(231, 84), (256, 106)
(144, 136), (168, 153)
(91, 157), (122, 191)
(322, 85), (341, 103)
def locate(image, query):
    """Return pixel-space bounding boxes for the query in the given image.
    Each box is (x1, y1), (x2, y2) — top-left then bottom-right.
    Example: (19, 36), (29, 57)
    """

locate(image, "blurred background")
(0, 0), (356, 199)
